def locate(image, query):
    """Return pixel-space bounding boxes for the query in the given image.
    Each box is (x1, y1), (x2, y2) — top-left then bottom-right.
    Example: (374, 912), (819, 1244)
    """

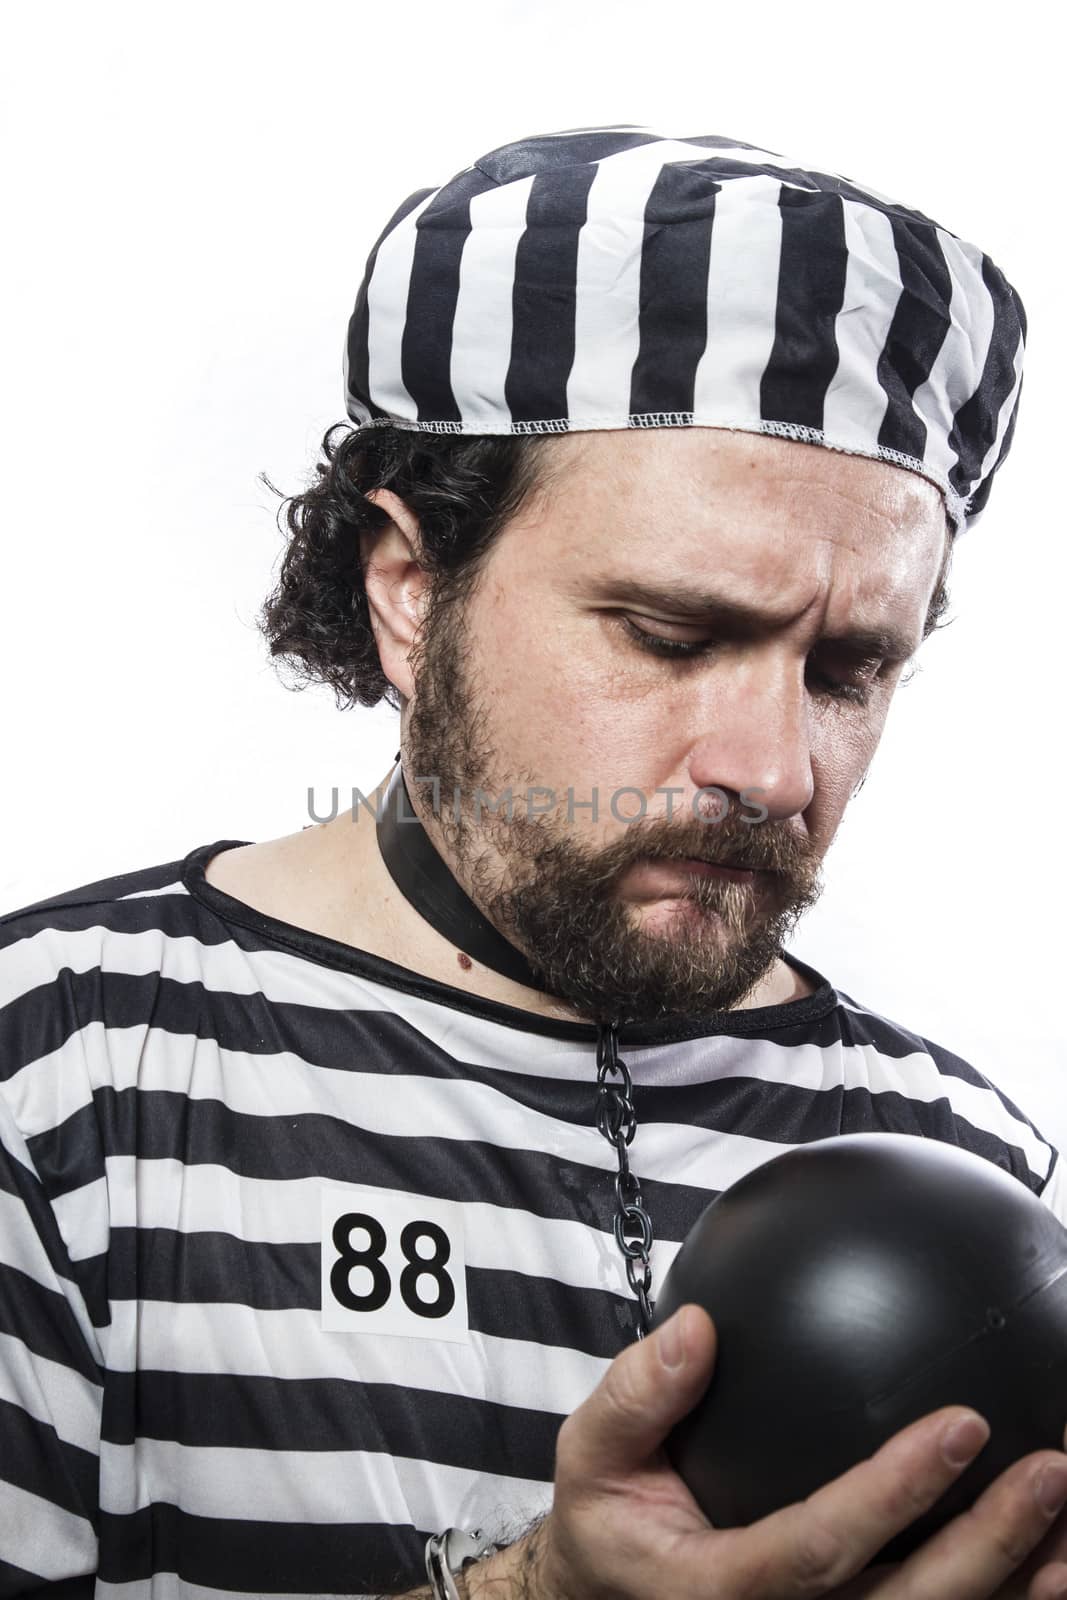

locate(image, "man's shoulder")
(831, 983), (1062, 1207)
(0, 841), (246, 985)
(2, 852), (190, 927)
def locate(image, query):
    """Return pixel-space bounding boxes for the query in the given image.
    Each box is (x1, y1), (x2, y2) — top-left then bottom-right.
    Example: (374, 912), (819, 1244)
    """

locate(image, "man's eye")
(616, 615), (878, 706)
(618, 615), (711, 658)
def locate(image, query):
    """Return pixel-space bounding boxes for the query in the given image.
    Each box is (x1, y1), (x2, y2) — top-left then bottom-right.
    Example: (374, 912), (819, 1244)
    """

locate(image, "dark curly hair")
(257, 423), (567, 712)
(257, 424), (954, 712)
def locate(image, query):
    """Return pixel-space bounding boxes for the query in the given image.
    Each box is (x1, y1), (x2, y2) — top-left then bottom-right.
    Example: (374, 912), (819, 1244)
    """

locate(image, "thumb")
(560, 1304), (717, 1485)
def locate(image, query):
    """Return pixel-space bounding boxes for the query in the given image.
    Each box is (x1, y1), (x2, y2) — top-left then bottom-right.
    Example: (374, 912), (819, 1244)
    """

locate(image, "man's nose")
(685, 662), (816, 824)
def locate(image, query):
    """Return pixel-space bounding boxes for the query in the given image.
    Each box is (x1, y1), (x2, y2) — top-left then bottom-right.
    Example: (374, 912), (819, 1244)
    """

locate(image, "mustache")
(561, 812), (817, 881)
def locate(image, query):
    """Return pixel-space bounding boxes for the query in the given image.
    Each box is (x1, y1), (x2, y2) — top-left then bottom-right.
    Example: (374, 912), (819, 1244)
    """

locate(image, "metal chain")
(595, 1022), (654, 1339)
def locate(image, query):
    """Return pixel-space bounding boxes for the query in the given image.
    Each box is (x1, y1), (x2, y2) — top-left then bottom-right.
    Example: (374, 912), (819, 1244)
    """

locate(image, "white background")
(2, 2), (1063, 1148)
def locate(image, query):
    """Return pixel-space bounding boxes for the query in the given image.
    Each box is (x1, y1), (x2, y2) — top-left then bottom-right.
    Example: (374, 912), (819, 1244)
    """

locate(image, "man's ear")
(360, 488), (429, 703)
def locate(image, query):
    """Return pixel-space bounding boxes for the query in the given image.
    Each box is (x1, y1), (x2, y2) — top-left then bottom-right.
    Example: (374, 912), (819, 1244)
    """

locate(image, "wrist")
(465, 1518), (550, 1600)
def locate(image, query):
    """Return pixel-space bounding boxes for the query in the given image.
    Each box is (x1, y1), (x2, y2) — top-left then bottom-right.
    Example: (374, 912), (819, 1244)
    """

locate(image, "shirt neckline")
(181, 838), (841, 1046)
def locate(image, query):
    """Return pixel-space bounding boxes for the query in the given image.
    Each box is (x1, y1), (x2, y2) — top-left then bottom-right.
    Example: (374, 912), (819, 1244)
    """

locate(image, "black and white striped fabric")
(1, 841), (1062, 1597)
(344, 125), (1027, 538)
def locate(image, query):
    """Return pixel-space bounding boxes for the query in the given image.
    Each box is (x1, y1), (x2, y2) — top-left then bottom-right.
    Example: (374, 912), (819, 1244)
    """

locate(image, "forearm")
(378, 1520), (547, 1600)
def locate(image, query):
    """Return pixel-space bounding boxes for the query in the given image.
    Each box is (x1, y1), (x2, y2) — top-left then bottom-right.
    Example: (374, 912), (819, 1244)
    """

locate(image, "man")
(1, 127), (1066, 1600)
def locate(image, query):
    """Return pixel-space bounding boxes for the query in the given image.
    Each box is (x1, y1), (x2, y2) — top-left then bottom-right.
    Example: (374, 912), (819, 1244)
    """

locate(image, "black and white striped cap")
(344, 126), (1027, 537)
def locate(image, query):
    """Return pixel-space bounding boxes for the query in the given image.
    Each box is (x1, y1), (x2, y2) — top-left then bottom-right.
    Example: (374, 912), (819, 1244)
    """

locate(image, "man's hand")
(485, 1303), (1067, 1600)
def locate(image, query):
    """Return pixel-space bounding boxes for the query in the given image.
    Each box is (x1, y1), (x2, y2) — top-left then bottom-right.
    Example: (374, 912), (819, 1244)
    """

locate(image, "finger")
(879, 1450), (1067, 1600)
(1029, 1559), (1067, 1600)
(707, 1404), (994, 1599)
(555, 1304), (716, 1486)
(997, 1502), (1067, 1595)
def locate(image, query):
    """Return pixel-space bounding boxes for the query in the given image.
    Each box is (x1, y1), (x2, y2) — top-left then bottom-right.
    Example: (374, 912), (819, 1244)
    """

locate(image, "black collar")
(375, 760), (546, 992)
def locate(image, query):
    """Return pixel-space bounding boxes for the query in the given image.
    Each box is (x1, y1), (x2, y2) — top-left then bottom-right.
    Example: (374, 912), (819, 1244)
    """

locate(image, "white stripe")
(693, 173), (784, 422)
(98, 1433), (552, 1538)
(0, 1477), (97, 1582)
(590, 131), (908, 206)
(0, 1183), (80, 1286)
(75, 1155), (684, 1287)
(101, 1297), (607, 1414)
(822, 199), (900, 449)
(0, 920), (610, 1079)
(912, 229), (995, 486)
(365, 188), (439, 420)
(4, 921), (1050, 1172)
(567, 136), (802, 427)
(0, 1329), (102, 1455)
(0, 1183), (105, 1364)
(51, 1172), (110, 1262)
(451, 176), (536, 424)
(118, 877), (187, 900)
(568, 143), (678, 421)
(2, 917), (818, 1084)
(11, 991), (1049, 1187)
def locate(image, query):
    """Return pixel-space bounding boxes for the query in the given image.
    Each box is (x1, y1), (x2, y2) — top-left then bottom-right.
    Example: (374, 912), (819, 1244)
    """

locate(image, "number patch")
(320, 1186), (469, 1342)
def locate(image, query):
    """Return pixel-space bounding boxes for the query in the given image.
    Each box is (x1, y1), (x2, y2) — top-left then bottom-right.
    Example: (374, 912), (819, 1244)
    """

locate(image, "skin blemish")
(457, 952), (473, 971)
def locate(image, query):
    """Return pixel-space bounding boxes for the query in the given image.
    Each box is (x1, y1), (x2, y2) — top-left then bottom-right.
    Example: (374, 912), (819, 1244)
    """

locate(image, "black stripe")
(24, 1082), (795, 1237)
(760, 186), (848, 431)
(102, 1228), (638, 1359)
(96, 1502), (426, 1594)
(19, 1017), (1051, 1228)
(1041, 1147), (1062, 1199)
(477, 137), (948, 237)
(947, 255), (1025, 506)
(630, 161), (717, 417)
(344, 187), (435, 424)
(0, 1263), (102, 1383)
(402, 169), (502, 424)
(0, 864), (249, 955)
(0, 1560), (95, 1599)
(103, 1368), (562, 1479)
(27, 1072), (1048, 1292)
(505, 164), (597, 426)
(61, 1086), (711, 1237)
(0, 1132), (104, 1310)
(0, 1396), (98, 1527)
(964, 363), (1025, 522)
(0, 953), (838, 1090)
(876, 215), (952, 463)
(0, 855), (188, 935)
(0, 959), (843, 1117)
(2, 965), (825, 1117)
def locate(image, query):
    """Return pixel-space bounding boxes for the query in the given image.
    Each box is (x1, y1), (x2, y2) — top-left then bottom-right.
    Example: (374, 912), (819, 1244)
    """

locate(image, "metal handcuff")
(424, 1024), (654, 1596)
(425, 1526), (498, 1599)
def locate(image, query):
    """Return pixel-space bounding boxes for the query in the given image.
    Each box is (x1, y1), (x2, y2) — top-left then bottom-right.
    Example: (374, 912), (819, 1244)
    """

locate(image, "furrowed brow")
(587, 578), (920, 665)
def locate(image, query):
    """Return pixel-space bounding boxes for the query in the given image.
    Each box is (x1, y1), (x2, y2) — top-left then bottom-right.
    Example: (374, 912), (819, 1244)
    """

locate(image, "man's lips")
(625, 856), (759, 899)
(681, 857), (757, 882)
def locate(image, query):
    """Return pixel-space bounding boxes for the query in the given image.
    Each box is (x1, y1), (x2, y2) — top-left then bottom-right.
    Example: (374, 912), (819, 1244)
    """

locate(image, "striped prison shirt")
(1, 838), (1064, 1598)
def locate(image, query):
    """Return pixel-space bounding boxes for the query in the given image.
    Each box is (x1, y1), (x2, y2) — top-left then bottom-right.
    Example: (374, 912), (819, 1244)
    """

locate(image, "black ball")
(650, 1133), (1067, 1565)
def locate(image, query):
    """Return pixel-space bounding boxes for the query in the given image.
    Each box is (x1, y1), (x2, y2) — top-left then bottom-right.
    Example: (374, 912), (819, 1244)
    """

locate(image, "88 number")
(329, 1211), (457, 1319)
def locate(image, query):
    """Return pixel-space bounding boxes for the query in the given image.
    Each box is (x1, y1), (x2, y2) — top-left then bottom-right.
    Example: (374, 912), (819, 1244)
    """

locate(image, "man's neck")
(204, 769), (814, 1021)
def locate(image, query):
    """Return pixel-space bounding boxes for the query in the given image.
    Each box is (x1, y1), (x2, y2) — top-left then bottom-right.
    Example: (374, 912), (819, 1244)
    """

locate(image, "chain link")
(595, 1023), (654, 1338)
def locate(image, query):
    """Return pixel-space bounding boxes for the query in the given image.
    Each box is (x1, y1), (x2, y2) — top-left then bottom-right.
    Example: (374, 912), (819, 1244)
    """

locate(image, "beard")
(403, 582), (825, 1027)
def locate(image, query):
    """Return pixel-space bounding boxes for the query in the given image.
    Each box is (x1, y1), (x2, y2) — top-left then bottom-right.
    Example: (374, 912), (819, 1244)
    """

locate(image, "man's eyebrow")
(585, 578), (921, 664)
